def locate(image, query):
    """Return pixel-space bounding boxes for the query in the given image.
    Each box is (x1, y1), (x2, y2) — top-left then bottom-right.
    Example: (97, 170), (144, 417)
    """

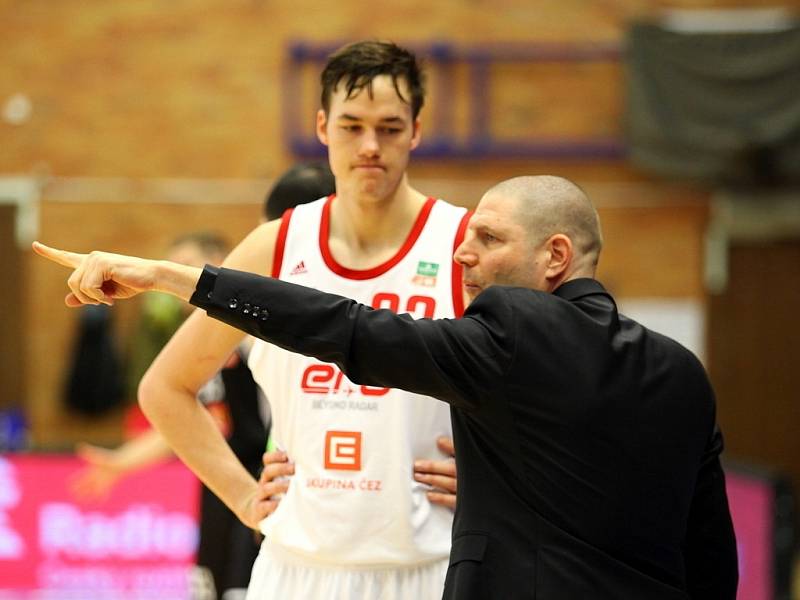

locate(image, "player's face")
(317, 75), (421, 203)
(454, 193), (548, 303)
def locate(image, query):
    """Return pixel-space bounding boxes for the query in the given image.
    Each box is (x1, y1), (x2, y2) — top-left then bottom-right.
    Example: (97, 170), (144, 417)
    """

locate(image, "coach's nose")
(454, 237), (477, 267)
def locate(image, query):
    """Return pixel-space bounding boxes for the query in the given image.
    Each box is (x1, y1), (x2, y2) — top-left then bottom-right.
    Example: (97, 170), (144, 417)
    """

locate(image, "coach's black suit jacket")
(191, 267), (738, 600)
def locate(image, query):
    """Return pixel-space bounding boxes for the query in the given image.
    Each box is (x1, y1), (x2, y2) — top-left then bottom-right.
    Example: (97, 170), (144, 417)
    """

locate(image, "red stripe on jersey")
(272, 207), (294, 278)
(319, 196), (436, 281)
(451, 210), (472, 318)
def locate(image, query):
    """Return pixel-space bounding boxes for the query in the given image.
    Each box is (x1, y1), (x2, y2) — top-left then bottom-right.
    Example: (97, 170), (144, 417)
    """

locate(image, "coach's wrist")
(153, 260), (203, 302)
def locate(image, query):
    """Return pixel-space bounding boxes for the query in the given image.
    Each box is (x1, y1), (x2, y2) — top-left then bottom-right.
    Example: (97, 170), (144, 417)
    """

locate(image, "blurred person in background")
(70, 231), (268, 600)
(261, 161), (335, 221)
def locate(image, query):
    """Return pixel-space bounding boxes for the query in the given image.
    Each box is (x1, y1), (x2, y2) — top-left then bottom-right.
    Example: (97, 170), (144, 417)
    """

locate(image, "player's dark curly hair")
(320, 40), (426, 119)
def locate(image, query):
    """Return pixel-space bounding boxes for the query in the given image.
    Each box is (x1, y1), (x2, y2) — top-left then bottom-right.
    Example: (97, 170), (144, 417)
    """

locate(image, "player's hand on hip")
(239, 484), (280, 531)
(32, 241), (159, 307)
(259, 450), (294, 507)
(414, 436), (457, 510)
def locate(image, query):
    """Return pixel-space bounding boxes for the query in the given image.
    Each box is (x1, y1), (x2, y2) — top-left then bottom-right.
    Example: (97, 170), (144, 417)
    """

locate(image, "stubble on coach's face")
(456, 193), (548, 302)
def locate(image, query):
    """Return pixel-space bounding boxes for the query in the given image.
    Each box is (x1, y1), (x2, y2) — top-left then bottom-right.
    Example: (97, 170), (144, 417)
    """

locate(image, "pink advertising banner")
(725, 470), (774, 600)
(0, 454), (199, 599)
(0, 454), (780, 599)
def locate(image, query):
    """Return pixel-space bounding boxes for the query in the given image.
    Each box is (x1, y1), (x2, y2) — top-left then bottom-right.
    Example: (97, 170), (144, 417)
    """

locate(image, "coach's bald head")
(455, 175), (603, 299)
(488, 175), (602, 273)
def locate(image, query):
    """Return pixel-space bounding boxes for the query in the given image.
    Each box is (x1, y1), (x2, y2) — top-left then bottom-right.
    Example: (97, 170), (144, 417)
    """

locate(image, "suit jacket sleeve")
(684, 423), (739, 599)
(190, 265), (515, 412)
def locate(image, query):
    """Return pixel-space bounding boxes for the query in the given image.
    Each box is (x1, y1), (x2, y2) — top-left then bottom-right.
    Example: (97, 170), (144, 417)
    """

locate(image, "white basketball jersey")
(248, 195), (470, 567)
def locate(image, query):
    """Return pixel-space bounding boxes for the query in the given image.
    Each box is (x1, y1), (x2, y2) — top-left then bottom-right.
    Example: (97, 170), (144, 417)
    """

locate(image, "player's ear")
(316, 110), (330, 146)
(409, 117), (422, 151)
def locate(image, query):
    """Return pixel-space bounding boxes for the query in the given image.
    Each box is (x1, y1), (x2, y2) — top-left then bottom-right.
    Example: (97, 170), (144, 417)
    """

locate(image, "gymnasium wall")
(1, 0), (796, 477)
(21, 179), (708, 446)
(8, 0), (797, 180)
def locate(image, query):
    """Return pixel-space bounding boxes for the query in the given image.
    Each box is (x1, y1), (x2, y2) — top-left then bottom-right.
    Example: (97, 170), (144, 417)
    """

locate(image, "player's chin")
(356, 180), (389, 200)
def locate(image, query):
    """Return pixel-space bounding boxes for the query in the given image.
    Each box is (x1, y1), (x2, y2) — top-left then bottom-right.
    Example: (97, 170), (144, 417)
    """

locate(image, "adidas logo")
(290, 260), (308, 276)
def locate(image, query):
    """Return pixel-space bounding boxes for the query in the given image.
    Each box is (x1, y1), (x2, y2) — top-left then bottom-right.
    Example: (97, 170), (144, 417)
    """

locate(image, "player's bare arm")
(70, 429), (174, 501)
(33, 219), (282, 529)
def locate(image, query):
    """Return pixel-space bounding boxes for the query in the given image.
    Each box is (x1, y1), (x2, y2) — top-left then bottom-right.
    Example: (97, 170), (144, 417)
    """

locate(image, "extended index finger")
(32, 241), (85, 269)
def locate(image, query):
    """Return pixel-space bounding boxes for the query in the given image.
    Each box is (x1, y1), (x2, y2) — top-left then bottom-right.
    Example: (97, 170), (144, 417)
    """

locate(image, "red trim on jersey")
(272, 207), (294, 278)
(451, 210), (472, 317)
(319, 195), (437, 280)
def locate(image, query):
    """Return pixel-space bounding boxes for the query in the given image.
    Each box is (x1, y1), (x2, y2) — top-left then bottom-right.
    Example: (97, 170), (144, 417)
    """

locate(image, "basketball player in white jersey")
(88, 41), (467, 598)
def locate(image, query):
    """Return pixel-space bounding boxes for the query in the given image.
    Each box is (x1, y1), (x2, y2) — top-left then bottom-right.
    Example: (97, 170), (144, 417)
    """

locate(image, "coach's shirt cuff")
(188, 264), (277, 343)
(189, 264), (220, 309)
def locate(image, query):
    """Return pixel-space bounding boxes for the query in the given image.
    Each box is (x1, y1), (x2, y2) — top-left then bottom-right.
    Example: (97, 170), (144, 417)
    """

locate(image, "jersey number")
(371, 293), (436, 319)
(299, 293), (436, 396)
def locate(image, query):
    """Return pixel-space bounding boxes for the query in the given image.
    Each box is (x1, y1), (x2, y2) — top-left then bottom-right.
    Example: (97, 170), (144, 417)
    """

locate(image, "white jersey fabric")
(246, 195), (469, 596)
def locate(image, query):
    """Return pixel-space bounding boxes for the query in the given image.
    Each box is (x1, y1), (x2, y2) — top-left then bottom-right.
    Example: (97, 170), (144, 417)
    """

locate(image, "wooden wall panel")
(0, 206), (23, 410)
(709, 241), (800, 500)
(597, 203), (708, 299)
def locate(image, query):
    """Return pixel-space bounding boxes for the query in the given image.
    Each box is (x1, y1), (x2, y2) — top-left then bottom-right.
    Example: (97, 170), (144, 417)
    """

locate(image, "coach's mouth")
(463, 281), (482, 295)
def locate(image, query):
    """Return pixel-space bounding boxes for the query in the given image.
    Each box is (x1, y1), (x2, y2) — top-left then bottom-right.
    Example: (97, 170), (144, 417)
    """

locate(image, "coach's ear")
(316, 110), (330, 146)
(544, 234), (572, 281)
